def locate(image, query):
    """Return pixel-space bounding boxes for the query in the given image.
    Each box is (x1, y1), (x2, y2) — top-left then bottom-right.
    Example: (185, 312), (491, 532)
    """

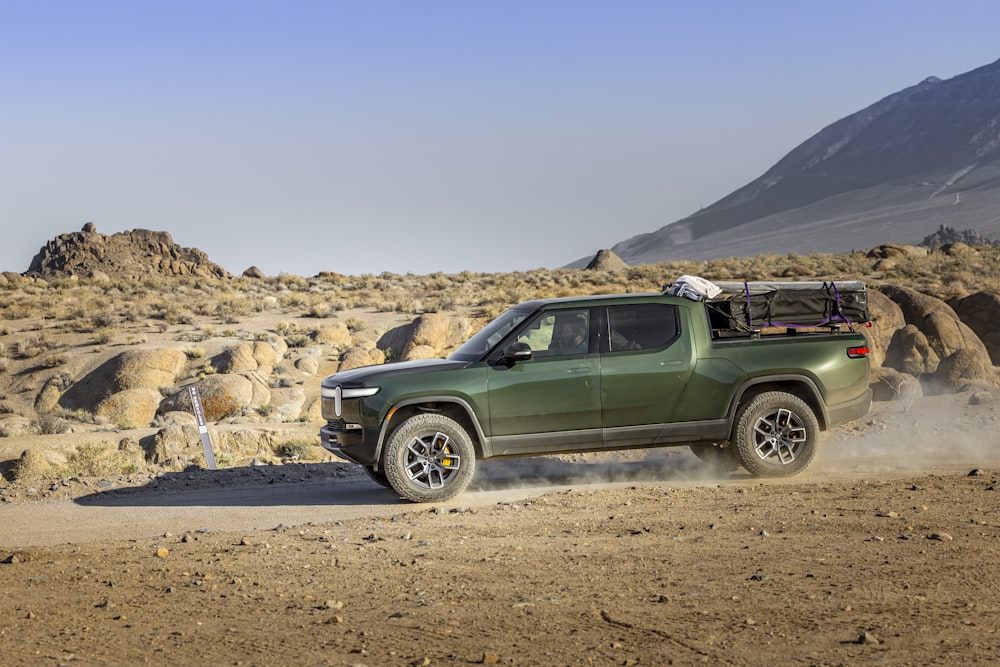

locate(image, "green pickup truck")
(320, 282), (872, 502)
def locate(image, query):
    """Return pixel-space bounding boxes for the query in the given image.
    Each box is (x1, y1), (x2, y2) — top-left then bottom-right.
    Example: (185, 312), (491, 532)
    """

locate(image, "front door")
(487, 308), (602, 454)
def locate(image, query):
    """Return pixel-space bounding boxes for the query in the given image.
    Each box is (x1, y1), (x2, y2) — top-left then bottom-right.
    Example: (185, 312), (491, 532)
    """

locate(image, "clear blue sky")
(2, 0), (998, 276)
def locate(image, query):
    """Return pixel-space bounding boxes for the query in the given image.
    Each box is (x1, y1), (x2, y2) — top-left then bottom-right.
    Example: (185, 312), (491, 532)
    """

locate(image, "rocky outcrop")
(26, 223), (230, 280)
(920, 225), (999, 249)
(586, 249), (628, 271)
(878, 284), (999, 392)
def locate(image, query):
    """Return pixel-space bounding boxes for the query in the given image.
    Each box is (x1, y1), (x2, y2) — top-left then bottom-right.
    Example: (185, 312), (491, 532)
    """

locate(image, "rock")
(970, 390), (994, 405)
(403, 344), (438, 360)
(856, 630), (880, 645)
(159, 375), (256, 420)
(0, 417), (39, 438)
(585, 249), (628, 271)
(879, 284), (994, 390)
(885, 324), (939, 375)
(379, 313), (464, 361)
(953, 291), (1000, 364)
(213, 343), (259, 374)
(242, 265), (266, 279)
(931, 348), (1000, 392)
(26, 227), (230, 280)
(213, 429), (274, 458)
(141, 424), (200, 464)
(62, 348), (188, 412)
(867, 243), (926, 259)
(870, 367), (922, 404)
(920, 224), (999, 249)
(35, 375), (69, 413)
(312, 324), (352, 347)
(294, 356), (320, 375)
(338, 346), (381, 372)
(11, 449), (52, 481)
(95, 388), (164, 428)
(864, 290), (907, 369)
(251, 341), (278, 374)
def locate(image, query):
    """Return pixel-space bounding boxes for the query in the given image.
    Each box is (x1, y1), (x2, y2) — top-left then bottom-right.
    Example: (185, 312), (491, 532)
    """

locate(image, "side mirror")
(501, 341), (532, 363)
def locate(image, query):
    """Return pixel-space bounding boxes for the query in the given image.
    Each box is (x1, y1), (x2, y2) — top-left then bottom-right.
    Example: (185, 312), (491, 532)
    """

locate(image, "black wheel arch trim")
(726, 375), (829, 431)
(374, 395), (490, 466)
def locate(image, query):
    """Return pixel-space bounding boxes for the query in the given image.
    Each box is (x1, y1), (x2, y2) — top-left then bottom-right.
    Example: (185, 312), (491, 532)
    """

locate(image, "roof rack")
(713, 280), (866, 295)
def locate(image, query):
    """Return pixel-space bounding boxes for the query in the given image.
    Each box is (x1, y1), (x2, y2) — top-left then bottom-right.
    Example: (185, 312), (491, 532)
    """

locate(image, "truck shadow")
(71, 452), (739, 509)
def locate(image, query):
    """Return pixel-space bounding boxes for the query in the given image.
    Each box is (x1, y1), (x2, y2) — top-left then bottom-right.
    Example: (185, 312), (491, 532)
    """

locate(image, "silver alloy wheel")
(732, 391), (819, 478)
(402, 431), (462, 489)
(750, 407), (806, 465)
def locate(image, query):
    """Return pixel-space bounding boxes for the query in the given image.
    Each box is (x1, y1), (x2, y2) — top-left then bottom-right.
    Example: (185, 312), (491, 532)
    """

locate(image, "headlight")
(321, 385), (380, 418)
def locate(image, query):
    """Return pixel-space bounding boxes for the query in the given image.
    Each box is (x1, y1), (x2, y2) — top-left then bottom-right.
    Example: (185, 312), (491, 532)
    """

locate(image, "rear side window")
(607, 304), (679, 351)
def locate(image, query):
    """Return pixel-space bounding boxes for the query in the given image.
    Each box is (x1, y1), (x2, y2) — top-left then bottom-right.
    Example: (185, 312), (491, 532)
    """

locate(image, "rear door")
(600, 303), (696, 432)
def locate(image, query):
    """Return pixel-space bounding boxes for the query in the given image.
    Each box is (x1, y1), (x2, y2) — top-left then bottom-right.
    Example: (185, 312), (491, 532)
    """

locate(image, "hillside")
(593, 57), (1000, 266)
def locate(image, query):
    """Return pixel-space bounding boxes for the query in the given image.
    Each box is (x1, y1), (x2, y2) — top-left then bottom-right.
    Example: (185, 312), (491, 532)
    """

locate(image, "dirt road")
(2, 395), (1000, 666)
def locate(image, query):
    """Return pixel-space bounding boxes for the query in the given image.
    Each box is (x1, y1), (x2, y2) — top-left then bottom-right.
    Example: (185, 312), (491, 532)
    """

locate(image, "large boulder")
(60, 348), (188, 411)
(884, 324), (940, 375)
(953, 290), (1000, 364)
(159, 374), (258, 420)
(930, 348), (1000, 393)
(863, 290), (906, 369)
(213, 343), (259, 374)
(878, 285), (994, 389)
(96, 388), (164, 428)
(378, 313), (465, 361)
(337, 346), (384, 372)
(312, 324), (352, 348)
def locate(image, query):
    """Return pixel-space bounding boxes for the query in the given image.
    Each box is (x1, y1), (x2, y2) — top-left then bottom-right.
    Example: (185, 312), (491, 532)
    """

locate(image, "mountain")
(591, 57), (1000, 266)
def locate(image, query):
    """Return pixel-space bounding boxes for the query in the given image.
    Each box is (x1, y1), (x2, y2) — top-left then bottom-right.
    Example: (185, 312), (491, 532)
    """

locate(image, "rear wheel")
(383, 413), (476, 503)
(732, 391), (819, 477)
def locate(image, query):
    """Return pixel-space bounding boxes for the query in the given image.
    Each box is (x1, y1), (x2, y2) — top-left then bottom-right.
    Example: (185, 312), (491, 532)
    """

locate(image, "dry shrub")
(62, 441), (140, 477)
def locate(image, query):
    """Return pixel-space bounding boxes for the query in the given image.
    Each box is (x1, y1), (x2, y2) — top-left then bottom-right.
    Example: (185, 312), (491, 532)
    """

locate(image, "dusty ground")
(2, 393), (1000, 666)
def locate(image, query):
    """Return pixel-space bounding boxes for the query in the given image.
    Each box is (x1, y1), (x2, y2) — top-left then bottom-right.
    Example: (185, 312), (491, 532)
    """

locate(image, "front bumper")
(320, 421), (380, 466)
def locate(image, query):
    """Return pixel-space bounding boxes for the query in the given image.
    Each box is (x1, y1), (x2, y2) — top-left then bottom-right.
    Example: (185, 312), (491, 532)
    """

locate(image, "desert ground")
(1, 390), (999, 666)
(2, 241), (1000, 665)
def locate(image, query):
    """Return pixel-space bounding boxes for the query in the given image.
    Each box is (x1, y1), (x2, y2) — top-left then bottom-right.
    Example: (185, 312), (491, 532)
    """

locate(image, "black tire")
(688, 444), (740, 472)
(361, 465), (392, 488)
(732, 391), (819, 477)
(383, 413), (476, 503)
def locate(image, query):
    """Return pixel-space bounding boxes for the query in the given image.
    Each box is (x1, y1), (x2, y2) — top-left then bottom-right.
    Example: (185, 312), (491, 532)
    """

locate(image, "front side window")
(607, 304), (678, 351)
(516, 309), (591, 356)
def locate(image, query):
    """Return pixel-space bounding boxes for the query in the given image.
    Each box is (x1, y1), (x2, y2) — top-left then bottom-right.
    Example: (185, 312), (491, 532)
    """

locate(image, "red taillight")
(847, 346), (870, 359)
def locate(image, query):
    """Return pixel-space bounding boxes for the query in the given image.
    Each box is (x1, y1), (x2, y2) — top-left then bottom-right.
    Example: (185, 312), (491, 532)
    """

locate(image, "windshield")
(449, 306), (534, 361)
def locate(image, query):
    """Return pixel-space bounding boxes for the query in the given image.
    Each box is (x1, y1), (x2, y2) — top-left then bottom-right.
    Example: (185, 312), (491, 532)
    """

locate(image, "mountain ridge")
(587, 56), (1000, 267)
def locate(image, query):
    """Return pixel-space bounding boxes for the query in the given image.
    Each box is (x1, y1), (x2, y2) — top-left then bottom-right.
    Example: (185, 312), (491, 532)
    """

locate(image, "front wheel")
(732, 391), (819, 477)
(383, 413), (476, 503)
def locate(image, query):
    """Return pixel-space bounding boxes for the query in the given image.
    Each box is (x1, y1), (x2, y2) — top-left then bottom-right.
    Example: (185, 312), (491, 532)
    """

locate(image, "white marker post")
(188, 385), (217, 470)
